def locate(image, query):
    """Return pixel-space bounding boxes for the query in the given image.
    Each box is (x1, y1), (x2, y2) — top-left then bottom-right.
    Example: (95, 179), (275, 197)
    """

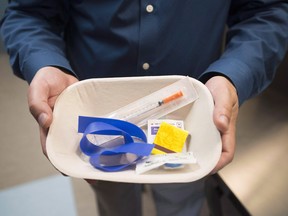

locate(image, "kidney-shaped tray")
(46, 75), (221, 183)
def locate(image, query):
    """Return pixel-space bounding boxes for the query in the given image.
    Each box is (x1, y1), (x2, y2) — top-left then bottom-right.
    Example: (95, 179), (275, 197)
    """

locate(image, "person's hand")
(205, 76), (239, 173)
(28, 66), (79, 157)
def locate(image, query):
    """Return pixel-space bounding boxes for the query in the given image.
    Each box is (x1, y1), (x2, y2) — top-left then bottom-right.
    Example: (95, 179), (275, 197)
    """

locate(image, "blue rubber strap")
(90, 143), (154, 172)
(78, 116), (147, 142)
(78, 116), (154, 172)
(80, 121), (134, 156)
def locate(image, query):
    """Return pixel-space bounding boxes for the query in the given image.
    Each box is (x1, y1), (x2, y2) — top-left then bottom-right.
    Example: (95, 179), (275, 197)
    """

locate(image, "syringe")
(109, 91), (184, 123)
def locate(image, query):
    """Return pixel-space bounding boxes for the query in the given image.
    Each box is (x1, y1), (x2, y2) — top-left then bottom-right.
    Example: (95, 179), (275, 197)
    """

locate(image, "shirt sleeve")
(0, 0), (75, 83)
(200, 0), (288, 105)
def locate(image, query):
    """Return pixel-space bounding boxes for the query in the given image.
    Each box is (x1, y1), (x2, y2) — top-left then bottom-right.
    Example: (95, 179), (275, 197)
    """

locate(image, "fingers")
(85, 179), (97, 184)
(28, 77), (53, 129)
(207, 77), (235, 131)
(39, 125), (48, 157)
(28, 67), (79, 161)
(205, 76), (239, 173)
(211, 142), (234, 174)
(28, 67), (78, 129)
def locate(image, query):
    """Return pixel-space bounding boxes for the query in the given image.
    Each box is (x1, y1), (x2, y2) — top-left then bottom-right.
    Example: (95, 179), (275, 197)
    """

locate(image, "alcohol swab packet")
(135, 152), (197, 174)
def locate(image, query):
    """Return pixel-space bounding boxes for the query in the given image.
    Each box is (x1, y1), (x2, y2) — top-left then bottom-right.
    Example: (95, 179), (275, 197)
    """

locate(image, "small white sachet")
(136, 152), (197, 174)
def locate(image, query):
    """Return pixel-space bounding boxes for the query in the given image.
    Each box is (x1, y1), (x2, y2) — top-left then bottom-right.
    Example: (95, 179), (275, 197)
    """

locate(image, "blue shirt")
(1, 0), (288, 105)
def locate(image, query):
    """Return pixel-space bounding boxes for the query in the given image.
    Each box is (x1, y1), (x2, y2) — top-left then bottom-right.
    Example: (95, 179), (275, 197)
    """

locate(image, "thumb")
(37, 112), (52, 128)
(28, 79), (53, 129)
(205, 76), (235, 133)
(29, 97), (53, 129)
(214, 106), (231, 133)
(214, 114), (230, 131)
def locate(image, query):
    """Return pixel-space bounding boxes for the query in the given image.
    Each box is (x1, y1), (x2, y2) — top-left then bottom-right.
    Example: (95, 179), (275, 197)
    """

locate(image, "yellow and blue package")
(152, 122), (189, 155)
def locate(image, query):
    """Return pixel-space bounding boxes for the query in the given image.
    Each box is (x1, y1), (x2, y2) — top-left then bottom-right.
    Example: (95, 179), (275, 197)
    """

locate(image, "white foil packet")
(136, 152), (197, 174)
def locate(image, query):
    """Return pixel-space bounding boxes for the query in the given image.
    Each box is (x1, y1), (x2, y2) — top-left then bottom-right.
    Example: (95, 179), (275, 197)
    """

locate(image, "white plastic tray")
(46, 75), (221, 183)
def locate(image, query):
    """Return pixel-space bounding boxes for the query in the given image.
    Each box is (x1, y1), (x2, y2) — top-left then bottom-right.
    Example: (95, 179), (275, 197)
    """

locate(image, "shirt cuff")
(199, 58), (254, 106)
(21, 51), (76, 83)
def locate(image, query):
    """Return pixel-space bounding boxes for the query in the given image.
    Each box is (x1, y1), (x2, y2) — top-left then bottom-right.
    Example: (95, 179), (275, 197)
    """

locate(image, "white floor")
(0, 175), (77, 216)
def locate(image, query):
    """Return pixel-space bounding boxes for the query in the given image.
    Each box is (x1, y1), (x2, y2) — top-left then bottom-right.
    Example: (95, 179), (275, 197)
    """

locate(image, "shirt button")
(146, 5), (154, 13)
(142, 63), (150, 70)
